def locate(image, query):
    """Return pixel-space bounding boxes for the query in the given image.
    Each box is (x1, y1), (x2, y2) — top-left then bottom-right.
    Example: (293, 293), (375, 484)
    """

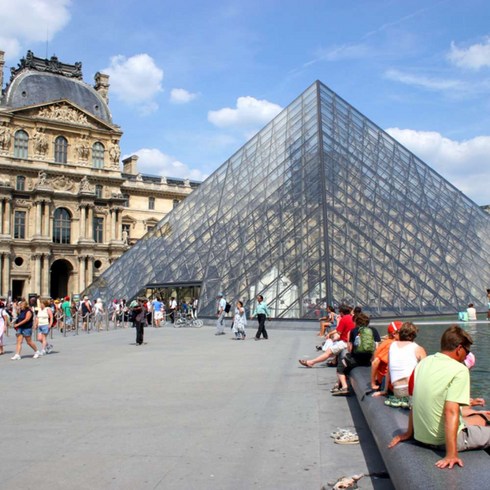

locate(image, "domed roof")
(2, 51), (113, 124)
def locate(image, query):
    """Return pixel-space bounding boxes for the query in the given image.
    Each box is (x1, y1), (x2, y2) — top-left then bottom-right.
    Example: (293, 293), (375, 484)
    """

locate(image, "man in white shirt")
(215, 293), (227, 336)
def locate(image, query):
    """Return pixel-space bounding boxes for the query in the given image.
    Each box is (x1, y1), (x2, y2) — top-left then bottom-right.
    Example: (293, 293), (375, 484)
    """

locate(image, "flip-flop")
(298, 359), (312, 368)
(330, 428), (357, 439)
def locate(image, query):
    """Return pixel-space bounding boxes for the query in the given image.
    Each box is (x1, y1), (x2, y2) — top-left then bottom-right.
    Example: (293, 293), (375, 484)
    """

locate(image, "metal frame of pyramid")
(86, 81), (490, 318)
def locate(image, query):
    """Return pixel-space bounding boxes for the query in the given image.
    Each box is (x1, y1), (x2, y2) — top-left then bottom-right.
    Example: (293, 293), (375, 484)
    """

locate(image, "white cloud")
(208, 96), (282, 129)
(448, 38), (490, 70)
(384, 69), (466, 91)
(128, 148), (208, 182)
(170, 88), (198, 104)
(386, 127), (490, 204)
(312, 43), (370, 63)
(103, 54), (163, 114)
(0, 0), (72, 60)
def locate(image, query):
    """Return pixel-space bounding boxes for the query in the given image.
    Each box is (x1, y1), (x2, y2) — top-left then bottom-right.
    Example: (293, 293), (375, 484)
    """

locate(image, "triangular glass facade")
(87, 81), (490, 318)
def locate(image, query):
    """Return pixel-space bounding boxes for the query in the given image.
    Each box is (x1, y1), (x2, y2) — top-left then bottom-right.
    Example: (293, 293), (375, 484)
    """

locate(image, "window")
(122, 194), (129, 207)
(149, 196), (155, 210)
(93, 217), (104, 243)
(16, 176), (26, 191)
(95, 184), (103, 199)
(172, 199), (180, 208)
(53, 208), (71, 244)
(54, 136), (68, 163)
(122, 223), (131, 240)
(14, 211), (26, 239)
(14, 130), (29, 159)
(147, 226), (155, 233)
(92, 142), (104, 168)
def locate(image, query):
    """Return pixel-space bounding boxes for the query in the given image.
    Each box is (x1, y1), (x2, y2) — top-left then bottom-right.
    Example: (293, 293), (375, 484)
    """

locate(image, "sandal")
(334, 433), (359, 444)
(298, 359), (312, 368)
(331, 388), (350, 396)
(330, 428), (357, 439)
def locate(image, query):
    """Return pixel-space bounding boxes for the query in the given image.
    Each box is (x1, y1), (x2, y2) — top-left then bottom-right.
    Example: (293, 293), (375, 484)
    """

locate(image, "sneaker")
(40, 350), (46, 356)
(11, 354), (21, 360)
(33, 351), (41, 359)
(46, 344), (53, 354)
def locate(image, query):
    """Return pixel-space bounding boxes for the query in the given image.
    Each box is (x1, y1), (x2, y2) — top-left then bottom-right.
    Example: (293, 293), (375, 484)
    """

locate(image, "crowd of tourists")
(299, 305), (490, 468)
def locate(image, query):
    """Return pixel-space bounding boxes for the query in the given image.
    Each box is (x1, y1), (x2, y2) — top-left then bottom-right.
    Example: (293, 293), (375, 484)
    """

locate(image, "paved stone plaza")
(2, 325), (392, 489)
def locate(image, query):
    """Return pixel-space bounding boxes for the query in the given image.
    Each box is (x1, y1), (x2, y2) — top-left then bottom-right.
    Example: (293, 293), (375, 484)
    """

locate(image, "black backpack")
(224, 302), (231, 313)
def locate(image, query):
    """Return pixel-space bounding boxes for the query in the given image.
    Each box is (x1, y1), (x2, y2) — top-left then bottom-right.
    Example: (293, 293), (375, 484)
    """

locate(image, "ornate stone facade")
(0, 50), (199, 300)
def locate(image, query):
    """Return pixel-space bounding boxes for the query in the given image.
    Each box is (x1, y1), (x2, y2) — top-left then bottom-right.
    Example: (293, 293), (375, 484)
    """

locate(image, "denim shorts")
(38, 325), (49, 335)
(16, 327), (33, 337)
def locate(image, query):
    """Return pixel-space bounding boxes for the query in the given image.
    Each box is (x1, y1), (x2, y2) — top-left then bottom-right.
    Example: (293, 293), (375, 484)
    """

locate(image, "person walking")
(94, 298), (105, 331)
(35, 299), (54, 355)
(215, 293), (227, 335)
(0, 300), (9, 355)
(252, 294), (271, 340)
(133, 298), (147, 345)
(169, 296), (177, 324)
(232, 300), (247, 340)
(11, 300), (42, 360)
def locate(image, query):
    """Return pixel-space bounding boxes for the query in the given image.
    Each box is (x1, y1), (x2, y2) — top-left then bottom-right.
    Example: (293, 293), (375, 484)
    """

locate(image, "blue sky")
(1, 0), (490, 203)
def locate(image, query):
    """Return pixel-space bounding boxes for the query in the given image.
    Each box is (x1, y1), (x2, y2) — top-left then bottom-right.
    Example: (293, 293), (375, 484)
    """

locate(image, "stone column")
(35, 201), (42, 235)
(79, 205), (86, 239)
(0, 199), (4, 235)
(78, 256), (86, 292)
(4, 198), (11, 236)
(107, 209), (113, 241)
(115, 209), (121, 241)
(33, 255), (41, 295)
(41, 255), (50, 296)
(87, 206), (94, 240)
(87, 257), (94, 287)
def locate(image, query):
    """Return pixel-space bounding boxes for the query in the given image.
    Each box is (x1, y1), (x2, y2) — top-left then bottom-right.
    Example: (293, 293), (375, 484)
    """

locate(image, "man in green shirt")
(389, 325), (490, 469)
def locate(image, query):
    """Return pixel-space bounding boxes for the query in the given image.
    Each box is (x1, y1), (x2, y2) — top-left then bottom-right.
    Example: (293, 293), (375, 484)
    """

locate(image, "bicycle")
(174, 313), (203, 328)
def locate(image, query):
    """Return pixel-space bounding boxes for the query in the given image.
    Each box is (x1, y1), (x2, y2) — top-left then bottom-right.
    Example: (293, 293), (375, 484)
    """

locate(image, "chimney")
(94, 72), (110, 104)
(0, 51), (5, 93)
(122, 155), (139, 175)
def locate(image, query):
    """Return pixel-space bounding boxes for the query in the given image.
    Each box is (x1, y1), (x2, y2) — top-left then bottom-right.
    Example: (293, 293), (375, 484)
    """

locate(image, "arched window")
(92, 142), (104, 168)
(14, 130), (29, 159)
(53, 208), (71, 244)
(54, 136), (68, 163)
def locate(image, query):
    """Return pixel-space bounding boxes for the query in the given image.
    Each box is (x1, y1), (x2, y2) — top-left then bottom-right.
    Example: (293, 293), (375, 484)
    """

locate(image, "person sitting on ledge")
(299, 304), (354, 368)
(317, 305), (337, 337)
(389, 325), (490, 469)
(370, 321), (402, 391)
(332, 312), (380, 396)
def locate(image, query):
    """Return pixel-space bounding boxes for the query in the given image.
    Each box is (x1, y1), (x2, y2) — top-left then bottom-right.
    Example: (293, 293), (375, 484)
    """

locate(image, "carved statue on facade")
(0, 122), (12, 151)
(39, 104), (89, 126)
(33, 127), (49, 157)
(109, 139), (121, 165)
(122, 229), (129, 245)
(36, 170), (49, 188)
(79, 175), (92, 193)
(75, 135), (90, 162)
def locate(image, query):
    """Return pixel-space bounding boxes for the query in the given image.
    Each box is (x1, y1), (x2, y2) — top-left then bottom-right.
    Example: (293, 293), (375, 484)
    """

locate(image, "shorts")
(16, 327), (33, 337)
(38, 325), (49, 335)
(154, 311), (164, 321)
(65, 317), (73, 326)
(393, 384), (410, 398)
(330, 340), (347, 355)
(457, 425), (490, 451)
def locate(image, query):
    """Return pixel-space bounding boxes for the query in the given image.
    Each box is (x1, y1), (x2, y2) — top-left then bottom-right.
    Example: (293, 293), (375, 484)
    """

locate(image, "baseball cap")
(387, 321), (403, 334)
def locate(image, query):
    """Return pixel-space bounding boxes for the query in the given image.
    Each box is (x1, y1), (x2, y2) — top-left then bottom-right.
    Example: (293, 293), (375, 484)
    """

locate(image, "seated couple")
(300, 305), (354, 368)
(389, 325), (490, 469)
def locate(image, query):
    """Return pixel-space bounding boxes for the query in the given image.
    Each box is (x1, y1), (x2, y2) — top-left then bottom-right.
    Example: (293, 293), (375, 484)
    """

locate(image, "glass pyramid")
(87, 81), (490, 318)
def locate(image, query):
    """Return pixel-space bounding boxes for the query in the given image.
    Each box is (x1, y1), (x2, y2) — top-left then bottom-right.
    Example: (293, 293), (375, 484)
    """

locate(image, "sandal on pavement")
(330, 428), (357, 439)
(331, 388), (350, 396)
(334, 433), (359, 444)
(299, 359), (312, 368)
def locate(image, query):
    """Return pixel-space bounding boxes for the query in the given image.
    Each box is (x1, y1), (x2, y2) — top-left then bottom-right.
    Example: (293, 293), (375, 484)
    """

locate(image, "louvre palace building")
(0, 50), (199, 301)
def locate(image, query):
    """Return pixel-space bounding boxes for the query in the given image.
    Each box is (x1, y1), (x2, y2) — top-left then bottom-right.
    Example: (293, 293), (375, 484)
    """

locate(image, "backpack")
(354, 326), (375, 354)
(224, 302), (231, 313)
